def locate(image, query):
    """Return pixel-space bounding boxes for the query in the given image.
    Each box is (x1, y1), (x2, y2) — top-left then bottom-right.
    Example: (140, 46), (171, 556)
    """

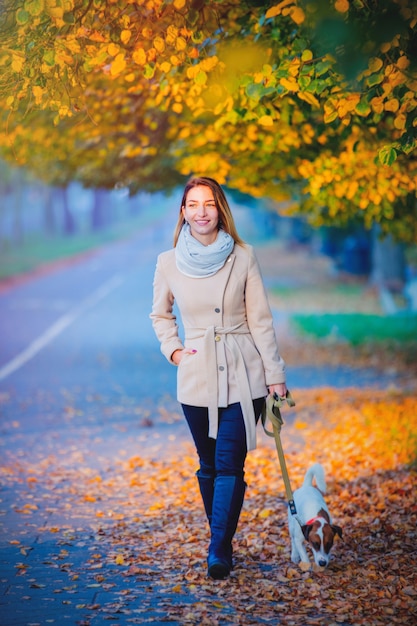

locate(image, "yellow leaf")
(121, 29), (131, 45)
(32, 85), (44, 104)
(159, 61), (171, 73)
(384, 98), (399, 112)
(265, 0), (294, 19)
(369, 57), (383, 73)
(110, 52), (126, 76)
(154, 37), (165, 53)
(394, 113), (406, 130)
(176, 36), (187, 51)
(133, 47), (146, 66)
(280, 77), (299, 92)
(12, 55), (25, 73)
(301, 49), (313, 62)
(289, 6), (305, 25)
(166, 25), (179, 45)
(173, 0), (186, 8)
(115, 554), (125, 565)
(142, 27), (153, 39)
(259, 508), (274, 518)
(108, 43), (119, 57)
(258, 115), (274, 126)
(298, 91), (320, 107)
(288, 58), (300, 76)
(397, 56), (410, 70)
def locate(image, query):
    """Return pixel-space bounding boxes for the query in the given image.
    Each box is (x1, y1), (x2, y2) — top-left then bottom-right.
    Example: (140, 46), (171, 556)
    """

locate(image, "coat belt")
(185, 322), (258, 451)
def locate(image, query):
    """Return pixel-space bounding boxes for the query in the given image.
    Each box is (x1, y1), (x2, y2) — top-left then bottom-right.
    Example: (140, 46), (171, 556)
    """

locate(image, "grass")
(0, 209), (165, 280)
(291, 312), (417, 345)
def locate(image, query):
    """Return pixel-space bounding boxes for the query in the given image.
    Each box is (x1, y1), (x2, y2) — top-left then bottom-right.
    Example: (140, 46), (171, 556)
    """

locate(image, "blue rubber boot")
(207, 475), (246, 579)
(196, 471), (214, 527)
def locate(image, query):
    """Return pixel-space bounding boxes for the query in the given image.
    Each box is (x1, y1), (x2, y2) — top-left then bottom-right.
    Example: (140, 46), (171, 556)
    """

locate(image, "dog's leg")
(292, 527), (310, 565)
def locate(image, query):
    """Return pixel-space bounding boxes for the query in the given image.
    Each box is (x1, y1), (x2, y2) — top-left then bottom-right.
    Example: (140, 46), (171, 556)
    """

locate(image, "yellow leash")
(261, 391), (300, 521)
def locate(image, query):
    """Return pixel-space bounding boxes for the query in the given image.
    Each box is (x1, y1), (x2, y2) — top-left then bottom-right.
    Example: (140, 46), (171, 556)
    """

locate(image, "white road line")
(0, 274), (125, 382)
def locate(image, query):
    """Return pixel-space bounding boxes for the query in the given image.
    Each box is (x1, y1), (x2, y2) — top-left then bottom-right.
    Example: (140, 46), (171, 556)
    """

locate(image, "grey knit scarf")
(175, 223), (234, 278)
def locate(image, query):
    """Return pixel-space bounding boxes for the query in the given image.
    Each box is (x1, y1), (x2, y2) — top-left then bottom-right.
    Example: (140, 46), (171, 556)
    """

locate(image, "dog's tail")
(303, 463), (327, 494)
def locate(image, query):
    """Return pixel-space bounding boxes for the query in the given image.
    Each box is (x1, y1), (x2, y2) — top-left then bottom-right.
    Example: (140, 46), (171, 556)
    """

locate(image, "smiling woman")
(150, 176), (288, 580)
(181, 185), (219, 245)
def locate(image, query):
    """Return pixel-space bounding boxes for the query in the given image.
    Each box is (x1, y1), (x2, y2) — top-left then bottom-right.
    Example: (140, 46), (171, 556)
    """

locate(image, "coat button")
(219, 366), (224, 371)
(215, 308), (220, 313)
(215, 335), (221, 342)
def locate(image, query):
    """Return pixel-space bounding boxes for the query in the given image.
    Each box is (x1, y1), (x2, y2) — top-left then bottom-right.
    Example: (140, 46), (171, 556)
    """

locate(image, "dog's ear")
(331, 524), (343, 539)
(302, 524), (313, 540)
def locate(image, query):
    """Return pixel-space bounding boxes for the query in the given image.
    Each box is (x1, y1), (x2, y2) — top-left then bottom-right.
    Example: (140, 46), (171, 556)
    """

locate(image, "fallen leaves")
(1, 387), (416, 625)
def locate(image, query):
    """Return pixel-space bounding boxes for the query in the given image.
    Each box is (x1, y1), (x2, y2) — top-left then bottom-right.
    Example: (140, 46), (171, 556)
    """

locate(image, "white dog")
(288, 463), (342, 568)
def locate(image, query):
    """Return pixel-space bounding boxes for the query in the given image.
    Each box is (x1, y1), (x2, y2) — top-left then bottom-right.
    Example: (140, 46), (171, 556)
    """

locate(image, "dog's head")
(302, 515), (343, 568)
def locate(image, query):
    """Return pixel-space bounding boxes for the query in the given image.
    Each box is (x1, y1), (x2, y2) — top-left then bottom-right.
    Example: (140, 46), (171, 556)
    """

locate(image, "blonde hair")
(173, 176), (245, 247)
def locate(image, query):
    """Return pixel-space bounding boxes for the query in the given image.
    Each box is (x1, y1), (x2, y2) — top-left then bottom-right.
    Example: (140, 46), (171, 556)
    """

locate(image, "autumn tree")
(0, 0), (416, 241)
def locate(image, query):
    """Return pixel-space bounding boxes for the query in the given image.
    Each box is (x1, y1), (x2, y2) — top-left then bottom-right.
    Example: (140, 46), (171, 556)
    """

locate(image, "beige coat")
(150, 243), (286, 450)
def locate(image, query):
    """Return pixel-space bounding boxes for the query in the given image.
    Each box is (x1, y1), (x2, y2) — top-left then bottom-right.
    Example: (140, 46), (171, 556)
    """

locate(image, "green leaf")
(16, 8), (30, 24)
(315, 60), (332, 77)
(355, 100), (371, 116)
(378, 146), (397, 166)
(143, 63), (155, 79)
(298, 75), (311, 89)
(63, 12), (76, 24)
(24, 0), (44, 17)
(367, 72), (384, 87)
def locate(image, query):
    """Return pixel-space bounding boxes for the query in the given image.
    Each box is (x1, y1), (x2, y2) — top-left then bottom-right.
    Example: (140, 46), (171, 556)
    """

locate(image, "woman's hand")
(268, 383), (287, 399)
(171, 348), (197, 365)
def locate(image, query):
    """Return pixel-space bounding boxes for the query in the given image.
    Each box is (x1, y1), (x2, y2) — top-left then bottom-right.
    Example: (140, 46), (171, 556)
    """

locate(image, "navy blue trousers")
(181, 398), (265, 480)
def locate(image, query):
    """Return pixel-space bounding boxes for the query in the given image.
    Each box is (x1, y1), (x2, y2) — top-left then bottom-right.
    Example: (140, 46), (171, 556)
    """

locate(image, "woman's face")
(182, 185), (219, 245)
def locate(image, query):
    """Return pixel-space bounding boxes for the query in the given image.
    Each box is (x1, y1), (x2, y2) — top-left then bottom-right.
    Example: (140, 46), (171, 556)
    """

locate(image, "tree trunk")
(12, 181), (24, 245)
(59, 186), (76, 235)
(371, 227), (406, 291)
(91, 188), (107, 231)
(43, 186), (56, 235)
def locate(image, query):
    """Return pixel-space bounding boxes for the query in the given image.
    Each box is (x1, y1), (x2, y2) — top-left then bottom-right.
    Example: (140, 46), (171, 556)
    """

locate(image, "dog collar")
(306, 516), (321, 525)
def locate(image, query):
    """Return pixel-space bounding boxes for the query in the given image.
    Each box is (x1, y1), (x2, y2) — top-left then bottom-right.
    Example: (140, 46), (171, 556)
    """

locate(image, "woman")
(150, 176), (287, 579)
